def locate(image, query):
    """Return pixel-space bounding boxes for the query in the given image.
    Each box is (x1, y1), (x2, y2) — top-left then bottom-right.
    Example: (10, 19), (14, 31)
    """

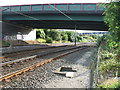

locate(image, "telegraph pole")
(74, 25), (77, 46)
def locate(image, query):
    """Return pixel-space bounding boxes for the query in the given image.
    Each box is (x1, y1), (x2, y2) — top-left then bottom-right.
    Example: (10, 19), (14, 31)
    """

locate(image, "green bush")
(100, 50), (116, 60)
(62, 34), (68, 41)
(98, 59), (119, 75)
(97, 79), (120, 88)
(46, 37), (53, 43)
(62, 40), (70, 43)
(81, 38), (88, 42)
(36, 38), (46, 43)
(76, 35), (82, 41)
(2, 41), (10, 47)
(45, 29), (60, 41)
(66, 31), (75, 42)
(52, 41), (61, 43)
(97, 2), (120, 88)
(36, 29), (46, 39)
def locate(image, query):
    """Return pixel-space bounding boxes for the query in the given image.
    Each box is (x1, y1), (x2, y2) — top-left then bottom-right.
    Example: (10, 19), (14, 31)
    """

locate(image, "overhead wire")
(2, 4), (77, 44)
(48, 4), (73, 20)
(48, 3), (77, 46)
(2, 4), (73, 22)
(2, 4), (76, 29)
(1, 7), (32, 30)
(2, 8), (53, 30)
(48, 3), (78, 32)
(48, 3), (78, 30)
(2, 7), (50, 25)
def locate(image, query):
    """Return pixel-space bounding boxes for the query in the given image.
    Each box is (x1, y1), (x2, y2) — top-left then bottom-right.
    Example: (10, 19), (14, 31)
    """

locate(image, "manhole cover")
(60, 67), (77, 72)
(53, 67), (77, 78)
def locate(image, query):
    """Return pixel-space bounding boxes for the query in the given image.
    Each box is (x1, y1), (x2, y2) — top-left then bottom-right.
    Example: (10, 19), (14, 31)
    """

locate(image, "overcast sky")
(0, 0), (110, 6)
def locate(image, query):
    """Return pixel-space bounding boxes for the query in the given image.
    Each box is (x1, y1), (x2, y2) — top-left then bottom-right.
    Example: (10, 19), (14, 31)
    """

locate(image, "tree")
(62, 34), (68, 41)
(103, 2), (120, 42)
(76, 35), (82, 42)
(61, 31), (68, 41)
(66, 31), (75, 42)
(43, 29), (52, 38)
(43, 29), (60, 41)
(36, 29), (45, 39)
(102, 1), (120, 54)
(46, 37), (53, 43)
(51, 30), (61, 41)
(99, 1), (120, 56)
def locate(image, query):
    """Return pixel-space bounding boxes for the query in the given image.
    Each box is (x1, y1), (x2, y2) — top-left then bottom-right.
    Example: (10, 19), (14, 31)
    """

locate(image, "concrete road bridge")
(1, 3), (108, 40)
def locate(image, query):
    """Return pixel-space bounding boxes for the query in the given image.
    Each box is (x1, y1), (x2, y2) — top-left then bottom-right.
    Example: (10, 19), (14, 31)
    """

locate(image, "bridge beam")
(3, 20), (108, 31)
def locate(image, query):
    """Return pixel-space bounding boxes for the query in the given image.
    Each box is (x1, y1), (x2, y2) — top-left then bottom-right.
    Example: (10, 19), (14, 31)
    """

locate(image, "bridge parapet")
(0, 3), (105, 13)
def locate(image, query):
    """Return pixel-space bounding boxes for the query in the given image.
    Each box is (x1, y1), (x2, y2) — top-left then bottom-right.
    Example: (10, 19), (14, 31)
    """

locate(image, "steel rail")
(1, 55), (37, 66)
(1, 45), (71, 63)
(2, 45), (67, 57)
(0, 47), (87, 81)
(2, 44), (76, 58)
(1, 46), (81, 66)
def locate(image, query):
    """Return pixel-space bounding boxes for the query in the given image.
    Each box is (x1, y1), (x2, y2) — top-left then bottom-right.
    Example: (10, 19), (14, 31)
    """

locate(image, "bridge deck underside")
(2, 3), (108, 31)
(4, 20), (108, 31)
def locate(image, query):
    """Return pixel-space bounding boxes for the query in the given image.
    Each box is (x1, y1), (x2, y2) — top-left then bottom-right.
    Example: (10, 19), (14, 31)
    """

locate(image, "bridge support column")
(22, 29), (36, 41)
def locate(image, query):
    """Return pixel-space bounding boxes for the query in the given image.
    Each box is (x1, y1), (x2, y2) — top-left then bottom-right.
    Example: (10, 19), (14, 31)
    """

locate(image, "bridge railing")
(0, 3), (105, 13)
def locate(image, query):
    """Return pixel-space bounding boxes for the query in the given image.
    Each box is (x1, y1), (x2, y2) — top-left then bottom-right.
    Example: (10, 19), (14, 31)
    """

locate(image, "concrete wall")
(23, 29), (36, 40)
(2, 21), (36, 40)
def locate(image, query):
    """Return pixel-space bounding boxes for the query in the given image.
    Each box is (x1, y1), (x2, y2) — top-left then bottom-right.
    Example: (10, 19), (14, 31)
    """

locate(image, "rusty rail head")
(1, 55), (37, 66)
(2, 46), (80, 67)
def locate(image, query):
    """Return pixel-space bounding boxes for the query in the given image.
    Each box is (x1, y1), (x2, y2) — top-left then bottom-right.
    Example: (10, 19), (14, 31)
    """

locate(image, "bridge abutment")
(2, 21), (36, 40)
(2, 21), (36, 46)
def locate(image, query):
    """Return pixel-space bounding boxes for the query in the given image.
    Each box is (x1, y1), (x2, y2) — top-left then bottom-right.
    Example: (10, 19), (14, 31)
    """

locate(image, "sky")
(0, 0), (110, 6)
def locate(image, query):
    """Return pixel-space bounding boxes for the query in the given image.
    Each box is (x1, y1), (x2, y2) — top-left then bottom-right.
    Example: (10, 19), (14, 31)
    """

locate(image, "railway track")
(1, 45), (74, 63)
(0, 46), (90, 81)
(1, 46), (78, 67)
(2, 45), (67, 57)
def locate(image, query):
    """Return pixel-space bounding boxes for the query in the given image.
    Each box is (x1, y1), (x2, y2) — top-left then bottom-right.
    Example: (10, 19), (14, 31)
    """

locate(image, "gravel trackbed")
(1, 47), (96, 88)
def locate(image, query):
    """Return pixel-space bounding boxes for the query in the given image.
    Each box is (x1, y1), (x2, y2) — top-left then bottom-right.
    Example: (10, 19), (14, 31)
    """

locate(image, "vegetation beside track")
(36, 29), (98, 43)
(1, 40), (10, 47)
(96, 1), (120, 88)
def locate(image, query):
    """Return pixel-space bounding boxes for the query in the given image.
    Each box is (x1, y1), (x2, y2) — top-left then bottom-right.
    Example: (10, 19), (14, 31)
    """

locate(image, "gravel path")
(1, 47), (96, 88)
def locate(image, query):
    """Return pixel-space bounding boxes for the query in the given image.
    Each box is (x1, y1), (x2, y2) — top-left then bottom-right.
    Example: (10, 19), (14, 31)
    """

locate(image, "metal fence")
(2, 35), (17, 40)
(90, 46), (101, 88)
(2, 33), (24, 41)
